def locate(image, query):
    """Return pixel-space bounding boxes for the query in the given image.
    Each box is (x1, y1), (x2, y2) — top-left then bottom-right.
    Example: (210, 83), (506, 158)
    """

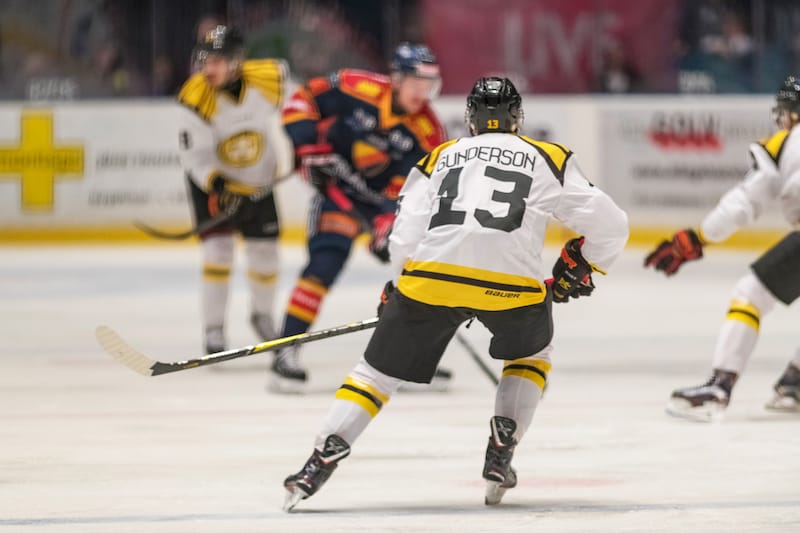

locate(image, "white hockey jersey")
(701, 126), (800, 242)
(177, 59), (294, 194)
(390, 133), (629, 311)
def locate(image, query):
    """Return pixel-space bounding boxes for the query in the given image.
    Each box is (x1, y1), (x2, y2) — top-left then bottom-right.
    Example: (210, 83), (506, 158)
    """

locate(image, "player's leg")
(477, 299), (553, 505)
(270, 197), (359, 391)
(188, 178), (236, 354)
(667, 233), (800, 420)
(240, 192), (281, 343)
(283, 294), (464, 511)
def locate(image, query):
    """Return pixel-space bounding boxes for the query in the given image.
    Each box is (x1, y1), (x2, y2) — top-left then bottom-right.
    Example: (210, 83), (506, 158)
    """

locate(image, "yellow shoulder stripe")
(416, 139), (459, 176)
(177, 73), (217, 121)
(758, 129), (790, 163)
(519, 135), (572, 183)
(242, 59), (287, 107)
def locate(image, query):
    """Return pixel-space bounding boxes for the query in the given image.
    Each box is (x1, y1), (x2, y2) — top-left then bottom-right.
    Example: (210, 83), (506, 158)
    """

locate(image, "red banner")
(422, 0), (680, 94)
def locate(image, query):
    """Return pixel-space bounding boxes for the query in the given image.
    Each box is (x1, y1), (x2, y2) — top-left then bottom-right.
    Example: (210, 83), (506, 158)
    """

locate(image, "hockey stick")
(133, 174), (292, 241)
(454, 331), (499, 385)
(96, 317), (379, 377)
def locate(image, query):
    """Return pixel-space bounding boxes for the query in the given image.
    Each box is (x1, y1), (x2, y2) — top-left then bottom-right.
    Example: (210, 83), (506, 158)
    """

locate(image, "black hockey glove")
(208, 176), (247, 219)
(369, 212), (395, 264)
(377, 281), (395, 317)
(551, 237), (596, 303)
(296, 144), (342, 195)
(644, 228), (703, 276)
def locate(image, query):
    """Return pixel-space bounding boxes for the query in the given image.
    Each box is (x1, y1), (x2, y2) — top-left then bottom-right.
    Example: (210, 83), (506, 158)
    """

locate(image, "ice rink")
(1, 241), (798, 532)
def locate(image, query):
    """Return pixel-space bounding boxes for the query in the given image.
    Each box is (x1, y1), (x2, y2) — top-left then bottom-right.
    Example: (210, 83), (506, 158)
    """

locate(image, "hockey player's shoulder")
(405, 104), (447, 152)
(242, 59), (289, 107)
(337, 69), (391, 103)
(518, 135), (573, 179)
(756, 129), (791, 164)
(415, 138), (460, 177)
(177, 73), (217, 121)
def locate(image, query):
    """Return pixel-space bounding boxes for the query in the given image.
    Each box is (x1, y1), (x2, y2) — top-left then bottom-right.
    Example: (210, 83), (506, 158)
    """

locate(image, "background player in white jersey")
(281, 77), (629, 511)
(177, 26), (294, 355)
(645, 75), (800, 421)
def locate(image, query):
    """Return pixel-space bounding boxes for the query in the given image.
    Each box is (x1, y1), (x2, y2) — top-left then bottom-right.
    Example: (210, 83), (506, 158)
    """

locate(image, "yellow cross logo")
(0, 111), (84, 211)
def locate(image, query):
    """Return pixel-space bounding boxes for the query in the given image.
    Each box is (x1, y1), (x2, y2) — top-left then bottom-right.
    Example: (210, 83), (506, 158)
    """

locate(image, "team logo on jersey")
(352, 140), (390, 176)
(217, 130), (263, 167)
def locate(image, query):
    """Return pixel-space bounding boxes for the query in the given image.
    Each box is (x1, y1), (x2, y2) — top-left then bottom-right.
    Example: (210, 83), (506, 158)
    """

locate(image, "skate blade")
(665, 398), (725, 423)
(764, 394), (800, 412)
(282, 487), (308, 512)
(484, 481), (507, 506)
(267, 375), (307, 395)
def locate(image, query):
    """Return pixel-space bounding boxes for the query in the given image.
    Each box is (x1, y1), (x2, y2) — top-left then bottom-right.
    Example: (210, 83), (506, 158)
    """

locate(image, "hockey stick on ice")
(133, 174), (293, 241)
(454, 331), (499, 386)
(96, 317), (379, 377)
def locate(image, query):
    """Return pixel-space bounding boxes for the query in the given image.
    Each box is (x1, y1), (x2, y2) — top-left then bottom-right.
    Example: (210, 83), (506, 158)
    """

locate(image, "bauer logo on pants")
(0, 110), (85, 211)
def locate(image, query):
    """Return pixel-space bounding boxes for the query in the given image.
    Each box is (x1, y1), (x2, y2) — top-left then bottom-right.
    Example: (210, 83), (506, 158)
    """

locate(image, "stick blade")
(95, 325), (157, 376)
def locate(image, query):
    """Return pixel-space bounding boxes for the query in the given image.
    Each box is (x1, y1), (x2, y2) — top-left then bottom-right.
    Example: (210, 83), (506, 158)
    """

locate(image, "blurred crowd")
(2, 0), (800, 100)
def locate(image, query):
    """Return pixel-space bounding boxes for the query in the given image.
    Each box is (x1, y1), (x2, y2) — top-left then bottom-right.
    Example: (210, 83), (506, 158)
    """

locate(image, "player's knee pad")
(302, 245), (350, 287)
(500, 345), (553, 391)
(334, 359), (402, 418)
(201, 234), (234, 281)
(244, 238), (278, 283)
(727, 272), (777, 331)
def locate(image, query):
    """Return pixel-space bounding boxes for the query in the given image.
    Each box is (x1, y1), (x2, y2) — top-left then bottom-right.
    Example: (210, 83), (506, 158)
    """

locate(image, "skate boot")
(665, 369), (738, 422)
(204, 326), (225, 355)
(268, 345), (308, 393)
(283, 434), (351, 512)
(483, 416), (518, 505)
(250, 312), (277, 341)
(399, 366), (454, 393)
(765, 363), (800, 412)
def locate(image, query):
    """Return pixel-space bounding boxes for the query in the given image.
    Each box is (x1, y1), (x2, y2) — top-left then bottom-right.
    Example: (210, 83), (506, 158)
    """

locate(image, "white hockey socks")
(244, 238), (279, 318)
(495, 346), (552, 442)
(201, 234), (235, 332)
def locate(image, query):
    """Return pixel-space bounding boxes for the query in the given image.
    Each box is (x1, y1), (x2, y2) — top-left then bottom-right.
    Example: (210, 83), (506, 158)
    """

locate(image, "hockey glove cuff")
(551, 237), (597, 303)
(377, 281), (395, 317)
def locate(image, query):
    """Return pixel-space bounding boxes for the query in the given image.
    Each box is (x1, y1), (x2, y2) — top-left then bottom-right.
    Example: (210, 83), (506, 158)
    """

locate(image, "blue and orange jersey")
(282, 69), (446, 203)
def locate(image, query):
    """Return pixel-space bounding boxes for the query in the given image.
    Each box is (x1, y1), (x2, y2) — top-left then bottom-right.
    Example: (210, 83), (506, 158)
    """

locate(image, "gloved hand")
(208, 176), (245, 218)
(551, 237), (596, 303)
(644, 228), (704, 276)
(369, 212), (395, 263)
(377, 280), (395, 317)
(296, 144), (342, 195)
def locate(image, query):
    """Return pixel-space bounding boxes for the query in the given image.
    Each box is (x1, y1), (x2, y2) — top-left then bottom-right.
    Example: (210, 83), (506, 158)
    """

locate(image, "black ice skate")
(482, 416), (518, 505)
(666, 369), (738, 422)
(765, 363), (800, 412)
(283, 434), (351, 512)
(269, 346), (308, 393)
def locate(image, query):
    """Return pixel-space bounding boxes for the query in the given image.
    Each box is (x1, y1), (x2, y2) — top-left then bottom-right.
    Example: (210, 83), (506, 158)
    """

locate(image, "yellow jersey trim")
(518, 135), (572, 184)
(416, 139), (460, 177)
(758, 129), (790, 164)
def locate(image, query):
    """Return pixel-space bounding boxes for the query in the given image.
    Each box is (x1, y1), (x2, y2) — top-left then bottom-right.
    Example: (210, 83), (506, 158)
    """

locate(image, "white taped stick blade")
(95, 326), (156, 376)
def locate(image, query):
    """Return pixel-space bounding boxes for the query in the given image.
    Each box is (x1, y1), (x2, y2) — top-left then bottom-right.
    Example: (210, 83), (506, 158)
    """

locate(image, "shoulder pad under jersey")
(177, 73), (217, 121)
(337, 69), (391, 104)
(518, 135), (573, 183)
(415, 139), (460, 177)
(242, 59), (288, 107)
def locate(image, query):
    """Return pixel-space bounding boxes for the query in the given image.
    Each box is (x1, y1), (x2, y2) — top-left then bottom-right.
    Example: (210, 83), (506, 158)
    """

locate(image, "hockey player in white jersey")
(177, 25), (294, 354)
(646, 75), (800, 421)
(281, 77), (629, 511)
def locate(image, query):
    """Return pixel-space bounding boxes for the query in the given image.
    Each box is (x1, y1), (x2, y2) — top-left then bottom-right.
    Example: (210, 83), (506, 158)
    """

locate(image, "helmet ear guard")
(465, 77), (524, 135)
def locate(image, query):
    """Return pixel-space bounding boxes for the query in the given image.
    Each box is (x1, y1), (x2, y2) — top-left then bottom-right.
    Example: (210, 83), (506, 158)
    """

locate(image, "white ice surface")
(0, 243), (798, 532)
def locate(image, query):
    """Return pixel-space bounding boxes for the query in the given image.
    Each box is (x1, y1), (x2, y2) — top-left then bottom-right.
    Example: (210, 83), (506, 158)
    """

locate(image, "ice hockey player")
(176, 25), (293, 355)
(270, 42), (448, 392)
(645, 75), (800, 421)
(281, 77), (629, 511)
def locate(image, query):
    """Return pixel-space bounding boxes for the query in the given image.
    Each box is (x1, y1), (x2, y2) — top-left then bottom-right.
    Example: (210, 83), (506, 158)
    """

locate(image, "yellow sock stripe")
(502, 359), (551, 390)
(247, 270), (277, 285)
(203, 264), (231, 281)
(334, 377), (388, 418)
(298, 278), (328, 297)
(727, 300), (760, 331)
(287, 304), (316, 323)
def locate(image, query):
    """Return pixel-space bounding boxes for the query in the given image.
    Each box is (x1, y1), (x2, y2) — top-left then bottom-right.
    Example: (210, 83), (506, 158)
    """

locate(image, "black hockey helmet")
(466, 77), (523, 135)
(195, 25), (245, 61)
(774, 75), (800, 123)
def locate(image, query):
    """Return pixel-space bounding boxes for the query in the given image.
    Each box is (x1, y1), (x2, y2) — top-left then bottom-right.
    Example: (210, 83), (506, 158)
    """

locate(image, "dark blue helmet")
(390, 42), (440, 80)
